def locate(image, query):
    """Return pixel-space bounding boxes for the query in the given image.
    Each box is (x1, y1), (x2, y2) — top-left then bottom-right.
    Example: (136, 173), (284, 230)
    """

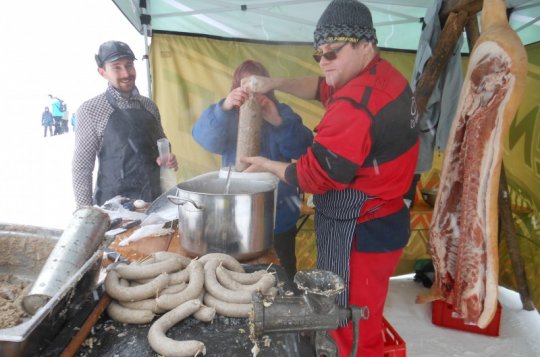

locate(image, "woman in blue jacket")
(192, 60), (313, 280)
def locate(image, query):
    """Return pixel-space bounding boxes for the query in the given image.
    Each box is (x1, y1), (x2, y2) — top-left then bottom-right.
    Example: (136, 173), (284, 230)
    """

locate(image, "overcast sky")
(1, 0), (148, 135)
(0, 0), (148, 226)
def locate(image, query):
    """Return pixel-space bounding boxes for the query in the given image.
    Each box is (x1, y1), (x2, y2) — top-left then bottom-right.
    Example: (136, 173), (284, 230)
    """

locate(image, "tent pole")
(143, 26), (152, 98)
(140, 0), (152, 98)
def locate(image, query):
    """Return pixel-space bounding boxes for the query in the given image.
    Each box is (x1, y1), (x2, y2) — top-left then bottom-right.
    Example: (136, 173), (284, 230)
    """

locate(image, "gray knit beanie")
(314, 0), (377, 48)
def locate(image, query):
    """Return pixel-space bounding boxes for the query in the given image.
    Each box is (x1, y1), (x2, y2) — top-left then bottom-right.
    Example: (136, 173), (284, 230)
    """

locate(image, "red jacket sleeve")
(297, 98), (372, 194)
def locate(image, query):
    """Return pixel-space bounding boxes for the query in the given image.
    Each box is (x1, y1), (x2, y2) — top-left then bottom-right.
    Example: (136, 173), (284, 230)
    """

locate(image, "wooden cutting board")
(106, 225), (279, 266)
(107, 227), (175, 262)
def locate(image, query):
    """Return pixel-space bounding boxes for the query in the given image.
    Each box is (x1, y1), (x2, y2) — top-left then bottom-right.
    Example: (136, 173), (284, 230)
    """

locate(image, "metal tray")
(0, 223), (102, 357)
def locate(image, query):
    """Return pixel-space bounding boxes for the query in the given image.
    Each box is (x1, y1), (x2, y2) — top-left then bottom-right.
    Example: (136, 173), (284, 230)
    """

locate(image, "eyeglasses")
(312, 43), (348, 63)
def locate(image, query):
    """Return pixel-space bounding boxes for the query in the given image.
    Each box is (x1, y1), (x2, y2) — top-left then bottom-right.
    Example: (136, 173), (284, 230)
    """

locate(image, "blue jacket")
(42, 111), (54, 126)
(51, 100), (64, 117)
(193, 99), (313, 234)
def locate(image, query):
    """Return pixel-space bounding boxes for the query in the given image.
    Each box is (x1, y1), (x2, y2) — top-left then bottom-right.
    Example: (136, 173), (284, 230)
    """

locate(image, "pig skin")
(416, 0), (527, 329)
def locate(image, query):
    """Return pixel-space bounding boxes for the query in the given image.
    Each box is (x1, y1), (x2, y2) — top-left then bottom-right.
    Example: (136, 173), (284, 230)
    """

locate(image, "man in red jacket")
(241, 1), (419, 355)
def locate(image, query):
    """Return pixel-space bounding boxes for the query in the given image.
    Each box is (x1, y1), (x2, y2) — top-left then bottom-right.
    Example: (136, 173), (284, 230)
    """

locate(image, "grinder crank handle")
(349, 305), (369, 357)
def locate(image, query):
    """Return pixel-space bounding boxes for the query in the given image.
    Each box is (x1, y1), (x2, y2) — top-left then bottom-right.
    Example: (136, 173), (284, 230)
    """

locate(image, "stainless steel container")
(169, 171), (278, 260)
(0, 222), (103, 357)
(22, 207), (109, 315)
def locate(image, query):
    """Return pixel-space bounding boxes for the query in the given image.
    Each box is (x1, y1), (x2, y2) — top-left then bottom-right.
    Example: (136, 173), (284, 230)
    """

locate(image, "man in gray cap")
(241, 1), (419, 355)
(72, 40), (178, 208)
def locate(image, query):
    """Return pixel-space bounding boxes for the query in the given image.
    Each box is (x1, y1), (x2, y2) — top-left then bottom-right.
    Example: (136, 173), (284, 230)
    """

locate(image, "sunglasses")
(312, 43), (348, 63)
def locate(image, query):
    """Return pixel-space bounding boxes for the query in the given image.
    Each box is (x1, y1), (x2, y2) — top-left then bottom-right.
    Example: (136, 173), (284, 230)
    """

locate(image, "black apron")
(94, 92), (162, 206)
(313, 188), (367, 309)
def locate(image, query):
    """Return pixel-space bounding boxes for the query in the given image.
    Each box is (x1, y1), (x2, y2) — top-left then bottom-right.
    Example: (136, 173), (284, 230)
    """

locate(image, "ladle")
(224, 166), (233, 194)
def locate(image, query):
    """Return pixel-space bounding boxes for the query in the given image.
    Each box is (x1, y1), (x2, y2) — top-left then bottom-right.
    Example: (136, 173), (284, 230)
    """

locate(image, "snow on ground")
(1, 123), (539, 356)
(385, 275), (540, 356)
(0, 125), (76, 229)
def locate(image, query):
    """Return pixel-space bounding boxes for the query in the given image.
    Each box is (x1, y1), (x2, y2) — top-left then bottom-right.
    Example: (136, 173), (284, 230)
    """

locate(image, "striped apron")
(313, 188), (367, 310)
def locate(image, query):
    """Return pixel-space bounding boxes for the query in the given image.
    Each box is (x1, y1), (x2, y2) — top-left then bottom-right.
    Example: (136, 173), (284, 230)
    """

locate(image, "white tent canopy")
(113, 0), (540, 50)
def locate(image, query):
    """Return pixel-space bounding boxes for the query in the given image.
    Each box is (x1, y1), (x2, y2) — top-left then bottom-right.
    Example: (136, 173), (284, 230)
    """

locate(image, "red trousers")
(329, 248), (403, 357)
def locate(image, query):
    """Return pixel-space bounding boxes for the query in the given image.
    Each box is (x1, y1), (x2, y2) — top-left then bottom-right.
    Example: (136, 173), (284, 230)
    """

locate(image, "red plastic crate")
(431, 300), (502, 336)
(383, 317), (407, 357)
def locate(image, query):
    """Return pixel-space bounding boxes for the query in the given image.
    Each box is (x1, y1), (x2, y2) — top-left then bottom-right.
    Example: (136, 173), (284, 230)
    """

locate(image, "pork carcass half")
(417, 0), (528, 329)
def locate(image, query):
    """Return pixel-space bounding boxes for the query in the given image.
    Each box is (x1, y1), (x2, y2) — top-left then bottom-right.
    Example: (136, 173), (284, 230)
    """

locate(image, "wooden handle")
(498, 166), (535, 311)
(59, 293), (112, 357)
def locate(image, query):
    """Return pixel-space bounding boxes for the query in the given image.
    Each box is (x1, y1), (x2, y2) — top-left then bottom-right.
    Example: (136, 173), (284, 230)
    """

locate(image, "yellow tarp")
(150, 34), (540, 309)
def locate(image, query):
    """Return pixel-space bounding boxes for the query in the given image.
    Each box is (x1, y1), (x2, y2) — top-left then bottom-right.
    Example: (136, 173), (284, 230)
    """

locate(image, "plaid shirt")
(72, 85), (165, 207)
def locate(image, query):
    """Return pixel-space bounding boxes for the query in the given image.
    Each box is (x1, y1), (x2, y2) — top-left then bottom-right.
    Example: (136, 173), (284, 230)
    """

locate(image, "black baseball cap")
(95, 41), (136, 67)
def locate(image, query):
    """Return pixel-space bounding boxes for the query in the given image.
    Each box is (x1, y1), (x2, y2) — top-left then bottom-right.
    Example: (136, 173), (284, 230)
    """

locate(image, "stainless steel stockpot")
(168, 171), (278, 260)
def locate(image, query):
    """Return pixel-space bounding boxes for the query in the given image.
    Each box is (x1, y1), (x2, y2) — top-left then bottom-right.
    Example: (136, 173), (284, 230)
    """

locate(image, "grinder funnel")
(294, 269), (345, 313)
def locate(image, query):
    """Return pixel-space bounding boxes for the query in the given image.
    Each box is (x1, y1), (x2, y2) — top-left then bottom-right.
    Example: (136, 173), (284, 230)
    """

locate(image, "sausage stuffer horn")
(251, 269), (369, 357)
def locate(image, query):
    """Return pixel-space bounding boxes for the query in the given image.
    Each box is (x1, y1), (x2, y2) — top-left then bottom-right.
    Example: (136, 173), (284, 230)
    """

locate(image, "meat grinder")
(251, 269), (369, 357)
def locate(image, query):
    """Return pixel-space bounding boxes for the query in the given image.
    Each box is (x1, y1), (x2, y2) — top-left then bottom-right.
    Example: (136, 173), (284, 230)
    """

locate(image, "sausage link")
(119, 298), (167, 314)
(204, 260), (252, 303)
(198, 253), (244, 272)
(193, 305), (216, 322)
(216, 265), (275, 293)
(222, 268), (268, 284)
(107, 300), (154, 324)
(116, 257), (185, 280)
(203, 293), (252, 318)
(148, 299), (206, 357)
(156, 260), (205, 310)
(105, 270), (169, 302)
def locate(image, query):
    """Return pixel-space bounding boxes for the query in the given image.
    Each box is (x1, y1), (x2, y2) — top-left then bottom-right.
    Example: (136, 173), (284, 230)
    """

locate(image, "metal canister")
(168, 170), (278, 261)
(22, 207), (110, 315)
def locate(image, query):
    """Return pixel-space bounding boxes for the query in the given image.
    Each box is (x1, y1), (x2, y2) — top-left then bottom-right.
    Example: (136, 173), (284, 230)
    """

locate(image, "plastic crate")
(383, 317), (407, 357)
(431, 300), (502, 337)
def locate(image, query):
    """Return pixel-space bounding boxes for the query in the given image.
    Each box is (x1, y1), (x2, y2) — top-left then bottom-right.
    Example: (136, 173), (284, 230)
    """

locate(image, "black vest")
(94, 92), (161, 205)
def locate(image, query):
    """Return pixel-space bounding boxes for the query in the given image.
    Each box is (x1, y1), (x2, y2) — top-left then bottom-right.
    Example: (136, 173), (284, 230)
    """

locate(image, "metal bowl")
(421, 188), (439, 207)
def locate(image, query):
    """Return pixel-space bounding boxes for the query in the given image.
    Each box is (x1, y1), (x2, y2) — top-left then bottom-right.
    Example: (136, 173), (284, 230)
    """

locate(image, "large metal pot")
(168, 171), (278, 260)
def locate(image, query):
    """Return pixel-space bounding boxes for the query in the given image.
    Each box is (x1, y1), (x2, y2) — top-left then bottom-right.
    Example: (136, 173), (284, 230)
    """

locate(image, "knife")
(163, 219), (178, 229)
(109, 217), (123, 229)
(103, 247), (129, 265)
(122, 219), (142, 230)
(104, 219), (142, 242)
